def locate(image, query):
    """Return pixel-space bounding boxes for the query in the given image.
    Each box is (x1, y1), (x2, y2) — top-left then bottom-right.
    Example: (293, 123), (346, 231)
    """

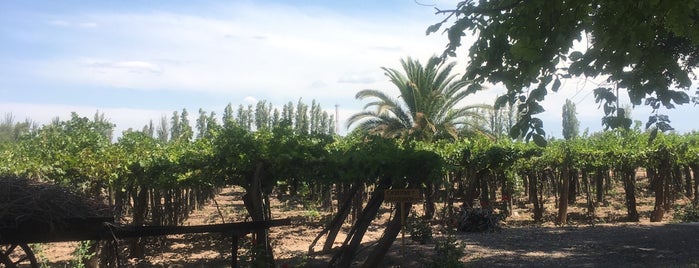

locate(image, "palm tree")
(347, 56), (489, 141)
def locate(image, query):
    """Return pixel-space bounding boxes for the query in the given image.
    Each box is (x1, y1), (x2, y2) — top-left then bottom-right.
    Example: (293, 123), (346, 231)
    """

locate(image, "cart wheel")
(0, 244), (38, 268)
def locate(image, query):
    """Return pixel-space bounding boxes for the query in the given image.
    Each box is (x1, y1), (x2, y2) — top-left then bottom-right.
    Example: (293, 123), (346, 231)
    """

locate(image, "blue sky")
(1, 0), (696, 139)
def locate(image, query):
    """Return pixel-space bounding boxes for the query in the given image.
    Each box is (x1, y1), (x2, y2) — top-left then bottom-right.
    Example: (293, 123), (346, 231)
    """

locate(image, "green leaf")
(569, 51), (584, 61)
(532, 133), (547, 147)
(426, 22), (443, 35)
(669, 90), (690, 104)
(509, 126), (521, 139)
(494, 95), (509, 109)
(569, 61), (585, 76)
(552, 78), (561, 92)
(648, 127), (658, 144)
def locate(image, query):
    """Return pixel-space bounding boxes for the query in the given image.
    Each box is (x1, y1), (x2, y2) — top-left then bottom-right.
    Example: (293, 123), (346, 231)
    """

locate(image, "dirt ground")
(30, 181), (699, 267)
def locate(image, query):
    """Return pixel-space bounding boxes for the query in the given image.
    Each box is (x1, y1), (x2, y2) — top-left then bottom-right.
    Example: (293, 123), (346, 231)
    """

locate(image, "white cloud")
(83, 59), (162, 74)
(243, 96), (258, 104)
(48, 19), (98, 28)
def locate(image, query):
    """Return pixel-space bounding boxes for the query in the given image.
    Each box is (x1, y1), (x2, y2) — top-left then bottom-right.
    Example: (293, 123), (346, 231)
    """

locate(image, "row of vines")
(1, 106), (698, 266)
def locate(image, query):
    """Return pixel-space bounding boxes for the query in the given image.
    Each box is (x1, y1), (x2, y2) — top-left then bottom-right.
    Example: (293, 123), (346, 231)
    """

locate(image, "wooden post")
(231, 231), (239, 268)
(384, 189), (422, 264)
(400, 201), (406, 260)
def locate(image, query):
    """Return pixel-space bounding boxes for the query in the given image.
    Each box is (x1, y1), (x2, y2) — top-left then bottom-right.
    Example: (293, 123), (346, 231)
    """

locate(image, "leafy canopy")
(347, 56), (488, 142)
(429, 0), (699, 144)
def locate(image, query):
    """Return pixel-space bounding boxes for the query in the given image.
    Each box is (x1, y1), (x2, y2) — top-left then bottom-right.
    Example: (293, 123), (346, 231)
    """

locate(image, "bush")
(71, 241), (96, 268)
(429, 234), (465, 268)
(457, 206), (502, 232)
(673, 203), (699, 223)
(406, 211), (432, 244)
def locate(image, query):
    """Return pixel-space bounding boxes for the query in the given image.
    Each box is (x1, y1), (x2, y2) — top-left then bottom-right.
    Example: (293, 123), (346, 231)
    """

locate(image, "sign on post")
(383, 188), (423, 261)
(384, 189), (422, 203)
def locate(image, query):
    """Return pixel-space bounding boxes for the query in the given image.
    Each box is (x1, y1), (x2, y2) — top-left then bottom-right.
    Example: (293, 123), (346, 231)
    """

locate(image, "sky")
(1, 0), (697, 140)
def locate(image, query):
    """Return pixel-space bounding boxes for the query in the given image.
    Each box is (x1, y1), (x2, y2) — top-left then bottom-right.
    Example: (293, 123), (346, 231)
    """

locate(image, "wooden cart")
(0, 217), (291, 268)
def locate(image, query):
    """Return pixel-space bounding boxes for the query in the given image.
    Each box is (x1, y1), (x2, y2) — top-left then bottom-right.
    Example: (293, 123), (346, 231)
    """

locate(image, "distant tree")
(93, 111), (115, 141)
(0, 113), (36, 143)
(156, 116), (169, 142)
(272, 109), (281, 127)
(170, 110), (181, 141)
(474, 101), (518, 140)
(196, 108), (208, 139)
(282, 101), (294, 125)
(223, 103), (235, 127)
(142, 119), (154, 138)
(562, 99), (580, 140)
(255, 100), (273, 131)
(295, 99), (309, 135)
(181, 109), (193, 141)
(347, 56), (488, 142)
(205, 111), (219, 138)
(236, 104), (254, 131)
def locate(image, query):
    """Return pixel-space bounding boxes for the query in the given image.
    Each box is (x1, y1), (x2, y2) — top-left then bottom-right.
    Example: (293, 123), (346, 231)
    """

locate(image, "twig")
(213, 198), (226, 224)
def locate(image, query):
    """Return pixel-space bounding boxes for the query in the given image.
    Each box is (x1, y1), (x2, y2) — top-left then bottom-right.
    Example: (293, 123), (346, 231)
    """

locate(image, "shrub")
(429, 234), (465, 268)
(70, 241), (96, 268)
(457, 206), (502, 232)
(406, 211), (432, 244)
(673, 203), (699, 223)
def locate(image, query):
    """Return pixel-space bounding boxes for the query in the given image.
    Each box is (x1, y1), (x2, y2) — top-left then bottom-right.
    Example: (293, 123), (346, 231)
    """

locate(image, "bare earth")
(35, 184), (699, 267)
(459, 223), (699, 267)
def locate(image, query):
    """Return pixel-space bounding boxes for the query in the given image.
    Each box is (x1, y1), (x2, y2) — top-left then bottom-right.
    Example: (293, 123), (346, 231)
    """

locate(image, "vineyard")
(1, 100), (698, 267)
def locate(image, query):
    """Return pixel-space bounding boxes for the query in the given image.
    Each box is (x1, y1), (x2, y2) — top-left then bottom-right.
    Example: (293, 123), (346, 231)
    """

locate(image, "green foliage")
(562, 99), (579, 140)
(673, 203), (699, 223)
(70, 241), (96, 268)
(431, 0), (699, 139)
(347, 56), (490, 142)
(239, 236), (270, 268)
(430, 234), (465, 268)
(406, 210), (433, 244)
(29, 244), (50, 268)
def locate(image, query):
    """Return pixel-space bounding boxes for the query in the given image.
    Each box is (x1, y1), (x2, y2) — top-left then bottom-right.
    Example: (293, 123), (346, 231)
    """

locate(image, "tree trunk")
(528, 172), (537, 204)
(558, 167), (570, 225)
(568, 169), (577, 204)
(530, 172), (543, 222)
(309, 183), (359, 252)
(129, 185), (149, 258)
(361, 201), (412, 268)
(463, 169), (478, 208)
(480, 171), (490, 208)
(351, 184), (365, 222)
(582, 172), (595, 220)
(501, 172), (512, 217)
(622, 170), (639, 221)
(523, 172), (530, 201)
(321, 184), (333, 212)
(692, 164), (699, 206)
(595, 171), (604, 205)
(242, 162), (275, 267)
(424, 182), (436, 220)
(444, 172), (456, 221)
(651, 170), (665, 222)
(330, 178), (391, 268)
(683, 166), (693, 199)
